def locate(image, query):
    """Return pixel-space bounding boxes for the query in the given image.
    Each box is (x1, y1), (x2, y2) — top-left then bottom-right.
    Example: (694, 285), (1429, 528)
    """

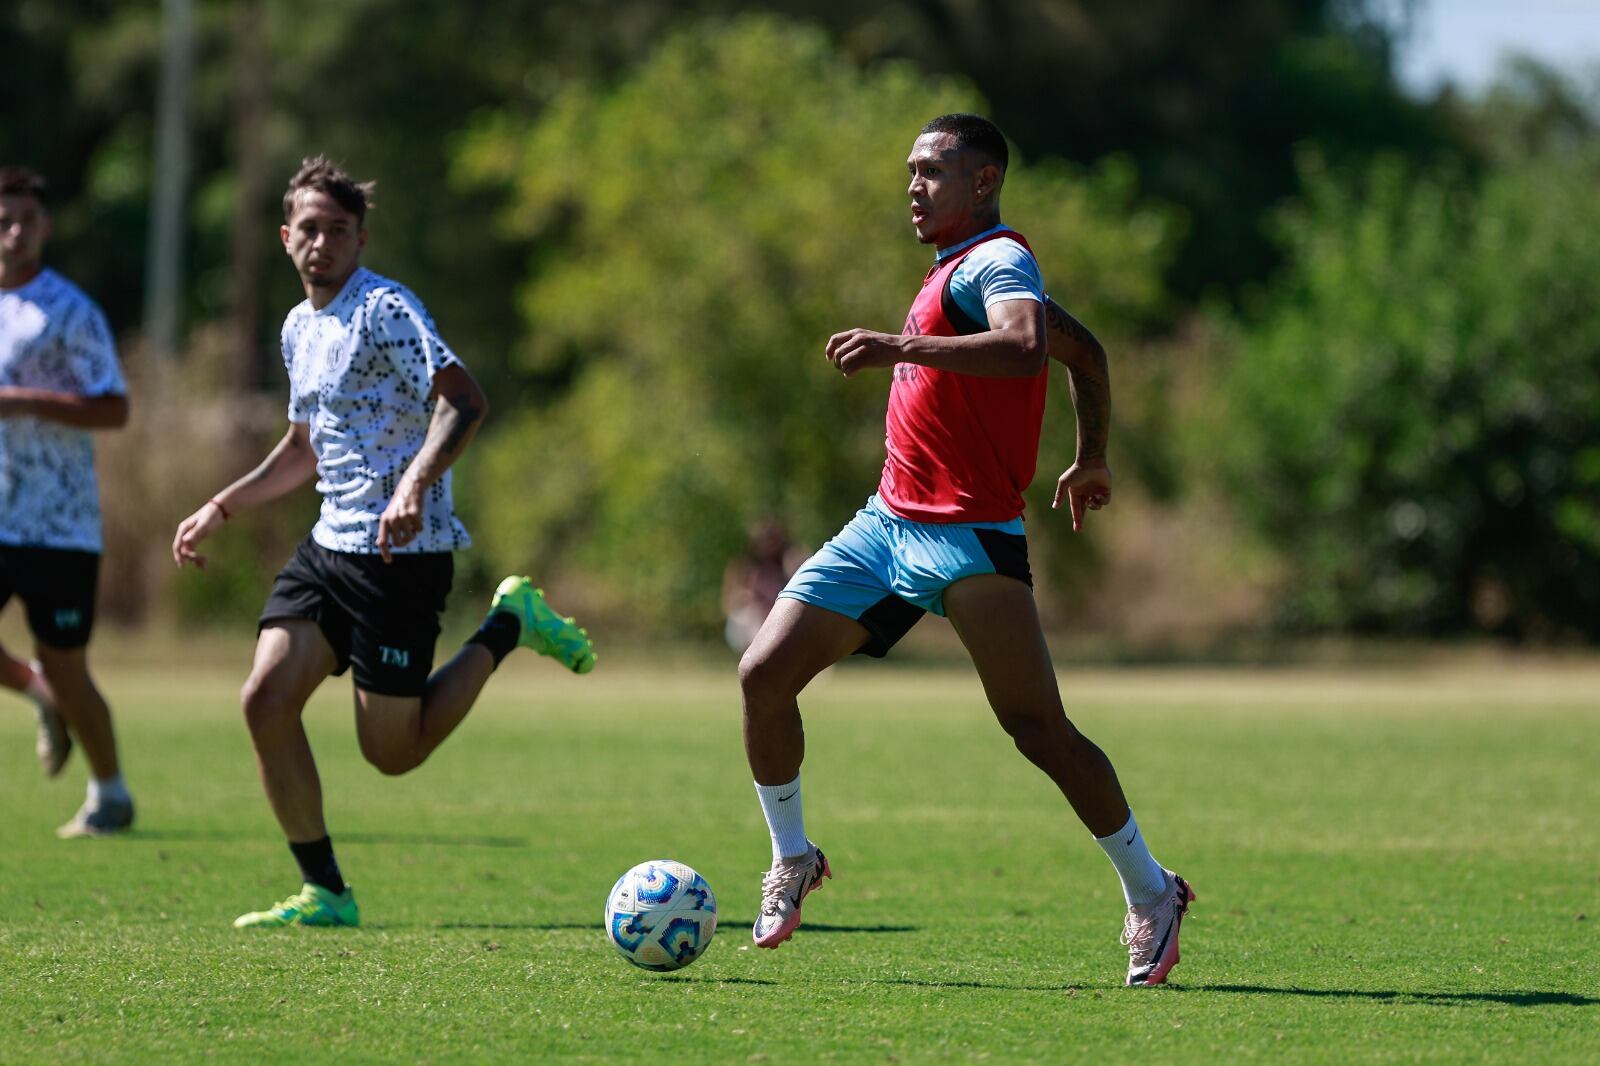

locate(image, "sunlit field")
(2, 652), (1596, 1063)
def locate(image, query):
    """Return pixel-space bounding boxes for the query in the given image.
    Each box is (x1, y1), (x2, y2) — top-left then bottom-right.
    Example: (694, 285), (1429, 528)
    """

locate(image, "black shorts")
(0, 545), (100, 649)
(260, 536), (453, 697)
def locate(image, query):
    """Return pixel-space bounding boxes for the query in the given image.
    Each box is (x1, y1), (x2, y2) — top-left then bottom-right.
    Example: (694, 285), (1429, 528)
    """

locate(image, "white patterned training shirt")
(0, 268), (127, 552)
(281, 267), (472, 555)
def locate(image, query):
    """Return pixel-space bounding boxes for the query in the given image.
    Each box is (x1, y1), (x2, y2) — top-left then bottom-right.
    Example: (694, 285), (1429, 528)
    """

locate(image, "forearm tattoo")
(409, 390), (484, 488)
(1044, 297), (1111, 461)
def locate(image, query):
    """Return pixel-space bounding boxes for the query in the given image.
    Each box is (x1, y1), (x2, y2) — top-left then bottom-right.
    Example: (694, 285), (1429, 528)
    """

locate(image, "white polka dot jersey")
(0, 268), (127, 552)
(281, 267), (472, 555)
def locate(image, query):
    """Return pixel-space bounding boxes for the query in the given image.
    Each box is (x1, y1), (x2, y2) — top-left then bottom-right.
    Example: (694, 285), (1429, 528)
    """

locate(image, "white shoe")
(26, 661), (71, 777)
(752, 843), (831, 948)
(56, 796), (135, 838)
(1123, 870), (1195, 986)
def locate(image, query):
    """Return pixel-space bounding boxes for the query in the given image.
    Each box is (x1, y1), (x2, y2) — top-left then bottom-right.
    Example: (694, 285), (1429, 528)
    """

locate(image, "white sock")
(754, 775), (809, 863)
(1094, 809), (1168, 907)
(87, 773), (130, 806)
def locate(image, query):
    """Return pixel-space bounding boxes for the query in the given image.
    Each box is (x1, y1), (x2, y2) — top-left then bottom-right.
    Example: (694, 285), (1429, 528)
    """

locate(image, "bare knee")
(360, 742), (421, 777)
(997, 707), (1085, 765)
(739, 648), (802, 716)
(360, 745), (416, 771)
(240, 675), (304, 738)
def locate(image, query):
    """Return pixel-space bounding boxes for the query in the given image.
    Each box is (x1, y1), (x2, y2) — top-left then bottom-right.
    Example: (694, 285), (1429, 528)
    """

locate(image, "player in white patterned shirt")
(173, 157), (595, 928)
(0, 166), (136, 838)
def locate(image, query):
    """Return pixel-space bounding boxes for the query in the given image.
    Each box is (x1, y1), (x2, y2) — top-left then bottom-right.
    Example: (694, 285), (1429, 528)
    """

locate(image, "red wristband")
(208, 498), (232, 521)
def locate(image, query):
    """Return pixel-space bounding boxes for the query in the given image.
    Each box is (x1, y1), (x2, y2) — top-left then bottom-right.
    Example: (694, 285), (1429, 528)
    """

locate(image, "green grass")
(1, 654), (1597, 1063)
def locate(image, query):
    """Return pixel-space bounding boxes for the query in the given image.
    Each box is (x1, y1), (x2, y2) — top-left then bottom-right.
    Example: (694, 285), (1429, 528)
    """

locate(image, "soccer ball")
(604, 860), (718, 971)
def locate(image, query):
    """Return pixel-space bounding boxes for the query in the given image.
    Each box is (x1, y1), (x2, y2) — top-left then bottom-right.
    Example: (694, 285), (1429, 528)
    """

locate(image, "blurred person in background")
(0, 166), (134, 838)
(737, 115), (1194, 986)
(173, 156), (595, 930)
(722, 518), (807, 655)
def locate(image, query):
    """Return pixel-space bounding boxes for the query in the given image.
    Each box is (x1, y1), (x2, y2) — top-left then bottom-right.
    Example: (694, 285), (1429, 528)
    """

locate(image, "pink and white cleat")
(752, 843), (831, 948)
(1123, 870), (1195, 986)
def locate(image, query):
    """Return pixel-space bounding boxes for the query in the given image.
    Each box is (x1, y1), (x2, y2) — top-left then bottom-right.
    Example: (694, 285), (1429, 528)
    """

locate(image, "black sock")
(466, 610), (520, 667)
(289, 836), (347, 896)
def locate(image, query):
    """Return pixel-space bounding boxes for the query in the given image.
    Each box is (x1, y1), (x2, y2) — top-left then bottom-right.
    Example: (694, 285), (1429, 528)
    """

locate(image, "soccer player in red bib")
(740, 114), (1193, 986)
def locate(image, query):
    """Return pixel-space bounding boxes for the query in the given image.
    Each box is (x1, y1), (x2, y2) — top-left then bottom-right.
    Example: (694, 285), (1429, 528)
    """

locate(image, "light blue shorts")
(778, 495), (1031, 657)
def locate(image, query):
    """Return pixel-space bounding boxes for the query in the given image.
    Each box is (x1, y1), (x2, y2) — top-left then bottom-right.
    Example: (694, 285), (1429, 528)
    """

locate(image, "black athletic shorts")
(0, 545), (100, 649)
(260, 536), (454, 697)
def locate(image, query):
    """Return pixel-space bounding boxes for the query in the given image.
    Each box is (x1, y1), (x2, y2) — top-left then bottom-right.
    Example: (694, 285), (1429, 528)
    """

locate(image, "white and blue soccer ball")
(604, 860), (717, 971)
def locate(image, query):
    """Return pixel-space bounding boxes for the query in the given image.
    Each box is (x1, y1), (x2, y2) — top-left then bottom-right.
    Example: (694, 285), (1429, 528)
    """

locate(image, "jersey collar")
(311, 266), (371, 316)
(935, 223), (1010, 263)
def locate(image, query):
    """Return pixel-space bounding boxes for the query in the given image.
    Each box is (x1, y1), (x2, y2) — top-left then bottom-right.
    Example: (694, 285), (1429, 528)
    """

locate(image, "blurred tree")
(0, 1), (168, 333)
(1468, 54), (1600, 160)
(739, 0), (1456, 307)
(456, 16), (1173, 628)
(4, 0), (1455, 347)
(1217, 145), (1600, 638)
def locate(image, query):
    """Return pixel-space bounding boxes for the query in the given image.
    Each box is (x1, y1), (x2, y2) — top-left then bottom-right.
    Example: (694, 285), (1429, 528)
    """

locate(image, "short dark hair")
(919, 114), (1009, 175)
(282, 155), (375, 225)
(0, 166), (49, 204)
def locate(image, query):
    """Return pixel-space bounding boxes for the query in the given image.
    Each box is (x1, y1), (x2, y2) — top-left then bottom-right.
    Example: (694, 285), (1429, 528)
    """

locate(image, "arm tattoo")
(407, 389), (485, 489)
(1044, 296), (1111, 461)
(1045, 297), (1098, 347)
(436, 390), (483, 456)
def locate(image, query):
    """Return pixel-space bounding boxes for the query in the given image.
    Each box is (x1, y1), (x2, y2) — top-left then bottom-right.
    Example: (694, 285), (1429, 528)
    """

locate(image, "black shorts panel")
(260, 537), (453, 697)
(853, 595), (926, 658)
(975, 529), (1033, 588)
(0, 545), (99, 649)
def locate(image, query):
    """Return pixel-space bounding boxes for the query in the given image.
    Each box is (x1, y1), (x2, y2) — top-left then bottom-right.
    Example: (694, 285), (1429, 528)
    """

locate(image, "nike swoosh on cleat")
(777, 791), (797, 802)
(1144, 917), (1177, 973)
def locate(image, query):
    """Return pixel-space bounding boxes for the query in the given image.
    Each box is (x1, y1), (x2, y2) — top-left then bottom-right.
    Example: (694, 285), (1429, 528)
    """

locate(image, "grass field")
(1, 652), (1597, 1063)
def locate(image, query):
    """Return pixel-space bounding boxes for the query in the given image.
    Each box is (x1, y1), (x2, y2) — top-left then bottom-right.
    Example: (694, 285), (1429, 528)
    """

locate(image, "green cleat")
(488, 575), (596, 674)
(233, 883), (360, 929)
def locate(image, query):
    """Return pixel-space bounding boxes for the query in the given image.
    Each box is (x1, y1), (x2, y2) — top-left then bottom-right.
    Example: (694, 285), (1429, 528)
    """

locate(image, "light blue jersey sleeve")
(947, 236), (1044, 329)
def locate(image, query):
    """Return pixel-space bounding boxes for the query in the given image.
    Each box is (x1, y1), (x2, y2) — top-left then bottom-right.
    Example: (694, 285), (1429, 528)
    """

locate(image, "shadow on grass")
(125, 829), (528, 848)
(877, 977), (1082, 993)
(428, 922), (601, 931)
(851, 980), (1600, 1004)
(651, 975), (779, 986)
(727, 921), (918, 935)
(426, 921), (918, 934)
(1198, 983), (1598, 1008)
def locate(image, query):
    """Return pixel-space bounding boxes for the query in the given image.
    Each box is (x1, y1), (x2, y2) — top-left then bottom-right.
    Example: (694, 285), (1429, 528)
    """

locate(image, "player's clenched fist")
(825, 329), (903, 377)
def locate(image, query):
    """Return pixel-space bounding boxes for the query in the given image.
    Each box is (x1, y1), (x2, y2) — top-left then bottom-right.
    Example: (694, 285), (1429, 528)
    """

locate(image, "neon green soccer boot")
(233, 883), (360, 929)
(488, 576), (596, 674)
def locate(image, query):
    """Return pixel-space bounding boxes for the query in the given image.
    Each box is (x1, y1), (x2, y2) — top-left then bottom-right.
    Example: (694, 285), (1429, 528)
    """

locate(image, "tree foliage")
(1218, 148), (1600, 638)
(456, 16), (1173, 627)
